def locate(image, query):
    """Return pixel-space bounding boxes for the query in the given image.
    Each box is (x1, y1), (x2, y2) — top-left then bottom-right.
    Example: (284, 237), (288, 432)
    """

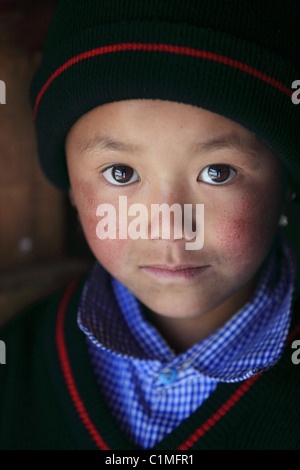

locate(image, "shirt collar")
(78, 236), (296, 379)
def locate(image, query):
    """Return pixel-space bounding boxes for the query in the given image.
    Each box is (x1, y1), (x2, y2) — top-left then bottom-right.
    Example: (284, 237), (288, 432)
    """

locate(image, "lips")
(140, 264), (210, 280)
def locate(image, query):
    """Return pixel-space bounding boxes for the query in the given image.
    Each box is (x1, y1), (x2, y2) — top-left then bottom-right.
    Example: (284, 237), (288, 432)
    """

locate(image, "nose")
(145, 184), (202, 243)
(148, 202), (193, 241)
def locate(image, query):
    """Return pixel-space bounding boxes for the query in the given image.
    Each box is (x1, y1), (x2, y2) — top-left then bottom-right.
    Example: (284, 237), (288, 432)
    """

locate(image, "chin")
(143, 296), (210, 319)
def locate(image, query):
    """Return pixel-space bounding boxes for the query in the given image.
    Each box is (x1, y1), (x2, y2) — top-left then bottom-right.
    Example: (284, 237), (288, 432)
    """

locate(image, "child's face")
(66, 100), (285, 322)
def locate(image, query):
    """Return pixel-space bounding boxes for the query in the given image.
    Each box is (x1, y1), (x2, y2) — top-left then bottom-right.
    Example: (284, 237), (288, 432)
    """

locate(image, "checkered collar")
(78, 236), (296, 380)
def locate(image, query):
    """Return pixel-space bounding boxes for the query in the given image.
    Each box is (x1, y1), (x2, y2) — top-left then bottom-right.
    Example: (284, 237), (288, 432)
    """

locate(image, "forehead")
(66, 99), (277, 163)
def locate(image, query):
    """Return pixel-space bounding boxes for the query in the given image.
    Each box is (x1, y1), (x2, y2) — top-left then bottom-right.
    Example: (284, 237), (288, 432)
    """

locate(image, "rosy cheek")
(69, 182), (124, 268)
(216, 216), (250, 251)
(79, 206), (129, 274)
(211, 194), (275, 263)
(92, 238), (128, 273)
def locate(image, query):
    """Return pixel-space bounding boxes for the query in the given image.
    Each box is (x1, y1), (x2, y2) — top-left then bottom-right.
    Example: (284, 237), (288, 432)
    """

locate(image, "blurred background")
(0, 0), (93, 325)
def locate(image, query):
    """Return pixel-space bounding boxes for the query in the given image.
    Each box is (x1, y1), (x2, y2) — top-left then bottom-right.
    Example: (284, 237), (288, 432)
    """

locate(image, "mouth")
(140, 264), (210, 280)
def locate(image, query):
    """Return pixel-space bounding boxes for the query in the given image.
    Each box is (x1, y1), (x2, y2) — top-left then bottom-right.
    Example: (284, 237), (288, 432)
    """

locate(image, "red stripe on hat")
(33, 42), (292, 119)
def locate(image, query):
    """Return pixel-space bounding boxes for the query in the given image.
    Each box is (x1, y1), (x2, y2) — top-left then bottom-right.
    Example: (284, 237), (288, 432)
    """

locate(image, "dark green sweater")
(0, 279), (300, 450)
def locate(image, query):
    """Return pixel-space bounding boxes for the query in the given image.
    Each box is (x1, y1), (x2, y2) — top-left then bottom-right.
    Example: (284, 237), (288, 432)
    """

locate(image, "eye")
(102, 164), (140, 185)
(198, 164), (237, 185)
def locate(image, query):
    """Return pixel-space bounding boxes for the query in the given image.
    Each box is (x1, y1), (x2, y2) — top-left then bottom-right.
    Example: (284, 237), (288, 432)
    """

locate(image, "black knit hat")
(30, 0), (300, 192)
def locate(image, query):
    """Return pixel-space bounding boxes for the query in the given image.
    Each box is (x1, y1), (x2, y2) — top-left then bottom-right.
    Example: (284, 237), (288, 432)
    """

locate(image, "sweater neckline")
(48, 279), (300, 451)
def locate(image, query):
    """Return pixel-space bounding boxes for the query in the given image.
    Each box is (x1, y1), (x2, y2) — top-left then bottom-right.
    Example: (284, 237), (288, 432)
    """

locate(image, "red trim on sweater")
(56, 282), (300, 450)
(176, 373), (262, 450)
(177, 317), (300, 450)
(55, 280), (110, 450)
(33, 42), (292, 119)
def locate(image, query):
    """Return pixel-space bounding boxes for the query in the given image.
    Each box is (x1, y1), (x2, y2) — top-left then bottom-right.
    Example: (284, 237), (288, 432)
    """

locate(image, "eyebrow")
(79, 134), (142, 155)
(79, 131), (265, 157)
(194, 132), (264, 156)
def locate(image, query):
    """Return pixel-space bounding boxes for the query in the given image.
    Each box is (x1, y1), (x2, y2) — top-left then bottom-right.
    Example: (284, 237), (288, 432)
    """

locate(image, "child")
(1, 0), (300, 450)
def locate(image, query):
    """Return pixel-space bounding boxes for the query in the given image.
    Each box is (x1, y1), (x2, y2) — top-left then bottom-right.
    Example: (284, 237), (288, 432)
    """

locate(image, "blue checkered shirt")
(78, 237), (295, 449)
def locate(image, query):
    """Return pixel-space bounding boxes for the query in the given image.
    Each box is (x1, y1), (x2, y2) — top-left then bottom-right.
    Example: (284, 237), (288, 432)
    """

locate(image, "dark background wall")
(0, 0), (93, 324)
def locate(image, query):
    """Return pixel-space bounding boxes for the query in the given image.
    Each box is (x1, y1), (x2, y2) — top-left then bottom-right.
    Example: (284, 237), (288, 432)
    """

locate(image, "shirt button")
(157, 368), (178, 385)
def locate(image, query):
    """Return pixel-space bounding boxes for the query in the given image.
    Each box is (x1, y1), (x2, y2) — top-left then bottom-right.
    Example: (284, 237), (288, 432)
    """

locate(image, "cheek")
(81, 207), (130, 273)
(72, 182), (130, 274)
(211, 189), (281, 265)
(90, 238), (129, 274)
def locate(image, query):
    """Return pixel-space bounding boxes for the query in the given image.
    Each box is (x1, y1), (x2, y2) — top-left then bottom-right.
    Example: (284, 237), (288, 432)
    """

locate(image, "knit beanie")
(30, 0), (300, 192)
